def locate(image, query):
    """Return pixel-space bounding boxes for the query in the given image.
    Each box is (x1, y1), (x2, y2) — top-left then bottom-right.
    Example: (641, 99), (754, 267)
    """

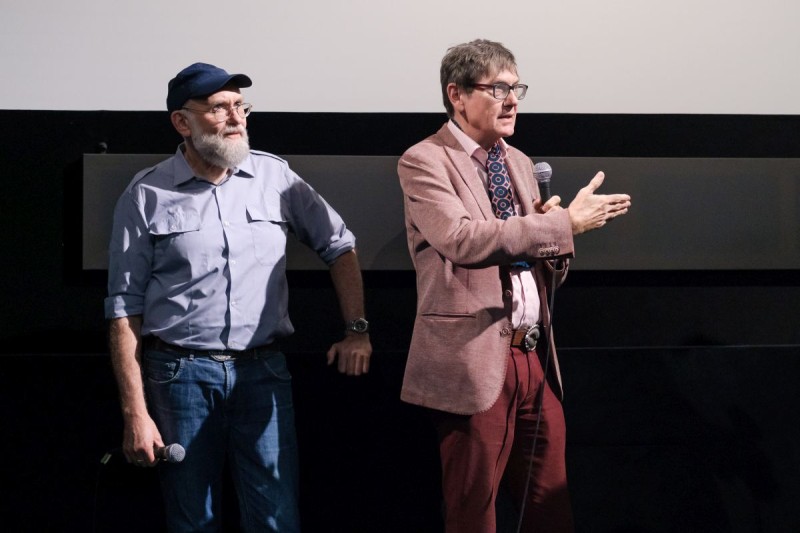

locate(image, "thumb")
(584, 171), (605, 193)
(326, 345), (337, 366)
(153, 429), (165, 449)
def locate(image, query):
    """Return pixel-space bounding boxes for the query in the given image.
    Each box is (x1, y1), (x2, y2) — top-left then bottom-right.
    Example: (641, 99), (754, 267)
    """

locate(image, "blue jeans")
(143, 349), (300, 533)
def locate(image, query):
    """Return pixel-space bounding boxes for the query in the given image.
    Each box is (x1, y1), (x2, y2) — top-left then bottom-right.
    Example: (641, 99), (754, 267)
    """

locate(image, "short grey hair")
(440, 39), (517, 117)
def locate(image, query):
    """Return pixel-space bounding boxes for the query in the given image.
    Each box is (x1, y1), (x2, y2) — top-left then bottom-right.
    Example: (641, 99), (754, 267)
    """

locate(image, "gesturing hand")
(567, 172), (631, 235)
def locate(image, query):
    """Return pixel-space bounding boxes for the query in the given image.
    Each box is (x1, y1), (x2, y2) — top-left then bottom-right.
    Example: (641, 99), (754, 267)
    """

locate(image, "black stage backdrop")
(1, 111), (798, 532)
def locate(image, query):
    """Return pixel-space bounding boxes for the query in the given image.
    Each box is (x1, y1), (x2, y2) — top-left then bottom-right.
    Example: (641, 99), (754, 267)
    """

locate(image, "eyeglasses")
(469, 82), (528, 101)
(181, 102), (253, 122)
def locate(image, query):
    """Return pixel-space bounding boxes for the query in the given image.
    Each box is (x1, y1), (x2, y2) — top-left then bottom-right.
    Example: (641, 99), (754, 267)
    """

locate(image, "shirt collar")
(173, 143), (255, 186)
(236, 152), (256, 178)
(447, 120), (508, 168)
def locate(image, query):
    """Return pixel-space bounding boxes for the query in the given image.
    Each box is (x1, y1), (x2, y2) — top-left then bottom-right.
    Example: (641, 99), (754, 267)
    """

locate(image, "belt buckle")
(523, 324), (541, 351)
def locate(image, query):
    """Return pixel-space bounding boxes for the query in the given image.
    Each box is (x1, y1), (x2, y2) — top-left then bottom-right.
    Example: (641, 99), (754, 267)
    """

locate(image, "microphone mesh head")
(165, 444), (186, 462)
(533, 162), (552, 183)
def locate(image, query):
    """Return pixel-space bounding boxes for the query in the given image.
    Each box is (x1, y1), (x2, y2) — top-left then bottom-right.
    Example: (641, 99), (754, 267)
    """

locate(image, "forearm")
(326, 250), (372, 374)
(328, 250), (366, 322)
(109, 315), (148, 422)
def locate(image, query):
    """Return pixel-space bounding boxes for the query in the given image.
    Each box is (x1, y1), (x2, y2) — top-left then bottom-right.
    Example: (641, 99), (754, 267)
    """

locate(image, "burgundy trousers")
(431, 346), (574, 533)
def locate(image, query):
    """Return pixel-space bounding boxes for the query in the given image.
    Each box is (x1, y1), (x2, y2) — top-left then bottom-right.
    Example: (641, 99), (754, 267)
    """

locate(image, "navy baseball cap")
(166, 63), (252, 111)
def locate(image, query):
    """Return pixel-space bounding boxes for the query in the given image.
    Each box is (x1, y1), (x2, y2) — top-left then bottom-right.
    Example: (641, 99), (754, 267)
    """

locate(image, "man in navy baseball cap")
(166, 62), (252, 111)
(108, 60), (372, 532)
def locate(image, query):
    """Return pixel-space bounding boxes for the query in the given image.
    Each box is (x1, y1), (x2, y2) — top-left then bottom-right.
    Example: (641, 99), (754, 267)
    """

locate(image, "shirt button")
(231, 259), (237, 266)
(223, 221), (231, 227)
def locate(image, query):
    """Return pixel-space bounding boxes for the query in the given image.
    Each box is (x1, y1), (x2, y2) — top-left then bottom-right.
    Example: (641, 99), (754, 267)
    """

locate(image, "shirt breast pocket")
(149, 209), (203, 254)
(246, 203), (288, 266)
(147, 208), (211, 279)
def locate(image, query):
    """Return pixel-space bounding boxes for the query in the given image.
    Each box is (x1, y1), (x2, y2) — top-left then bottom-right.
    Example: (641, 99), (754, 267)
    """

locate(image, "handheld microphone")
(156, 444), (186, 463)
(100, 443), (186, 465)
(533, 162), (553, 203)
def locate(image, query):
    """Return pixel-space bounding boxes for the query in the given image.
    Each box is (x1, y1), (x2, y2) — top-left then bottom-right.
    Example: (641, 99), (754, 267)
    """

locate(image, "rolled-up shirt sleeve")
(104, 184), (153, 319)
(281, 166), (356, 266)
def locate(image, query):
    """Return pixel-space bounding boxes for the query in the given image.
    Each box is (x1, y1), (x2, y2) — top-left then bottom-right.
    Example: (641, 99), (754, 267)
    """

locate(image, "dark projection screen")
(83, 154), (800, 271)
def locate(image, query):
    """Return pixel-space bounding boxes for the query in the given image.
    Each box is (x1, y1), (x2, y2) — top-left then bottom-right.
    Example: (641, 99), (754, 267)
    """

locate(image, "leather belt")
(143, 336), (276, 360)
(510, 324), (541, 352)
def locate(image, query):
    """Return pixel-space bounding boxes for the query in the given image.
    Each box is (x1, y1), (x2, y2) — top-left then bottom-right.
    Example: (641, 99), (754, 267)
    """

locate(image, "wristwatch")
(345, 318), (370, 334)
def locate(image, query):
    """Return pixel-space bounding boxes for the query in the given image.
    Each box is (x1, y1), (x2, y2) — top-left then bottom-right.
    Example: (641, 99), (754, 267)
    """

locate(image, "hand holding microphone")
(102, 442), (186, 467)
(134, 443), (186, 466)
(155, 443), (186, 463)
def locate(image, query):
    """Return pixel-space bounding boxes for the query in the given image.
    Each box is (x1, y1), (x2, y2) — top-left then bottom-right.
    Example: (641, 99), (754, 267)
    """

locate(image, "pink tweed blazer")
(398, 124), (575, 415)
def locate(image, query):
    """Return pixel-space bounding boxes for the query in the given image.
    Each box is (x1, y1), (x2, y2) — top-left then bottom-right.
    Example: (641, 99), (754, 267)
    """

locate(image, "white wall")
(2, 0), (798, 113)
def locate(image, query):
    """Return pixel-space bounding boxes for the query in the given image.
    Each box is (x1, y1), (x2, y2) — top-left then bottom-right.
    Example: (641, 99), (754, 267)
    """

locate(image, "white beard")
(191, 125), (250, 169)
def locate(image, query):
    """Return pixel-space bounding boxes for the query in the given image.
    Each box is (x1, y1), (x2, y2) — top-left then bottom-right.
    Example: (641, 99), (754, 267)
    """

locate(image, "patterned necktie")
(488, 143), (530, 269)
(487, 143), (516, 220)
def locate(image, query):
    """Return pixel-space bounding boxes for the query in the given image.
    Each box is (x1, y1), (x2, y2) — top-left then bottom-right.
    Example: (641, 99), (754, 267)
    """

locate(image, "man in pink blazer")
(398, 39), (631, 532)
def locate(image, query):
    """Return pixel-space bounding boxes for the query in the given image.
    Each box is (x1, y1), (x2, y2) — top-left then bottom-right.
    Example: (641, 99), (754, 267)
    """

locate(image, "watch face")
(350, 318), (369, 333)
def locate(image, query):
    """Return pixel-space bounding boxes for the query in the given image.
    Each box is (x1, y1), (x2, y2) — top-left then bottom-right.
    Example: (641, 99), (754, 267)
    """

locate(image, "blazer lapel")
(505, 152), (535, 216)
(437, 125), (495, 221)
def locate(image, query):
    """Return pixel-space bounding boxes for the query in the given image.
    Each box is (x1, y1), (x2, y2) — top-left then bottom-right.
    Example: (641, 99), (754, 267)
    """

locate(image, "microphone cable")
(515, 260), (559, 533)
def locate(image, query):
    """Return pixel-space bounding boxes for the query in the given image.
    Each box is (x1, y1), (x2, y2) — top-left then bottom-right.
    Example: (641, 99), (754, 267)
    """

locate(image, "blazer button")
(500, 327), (510, 336)
(503, 289), (512, 298)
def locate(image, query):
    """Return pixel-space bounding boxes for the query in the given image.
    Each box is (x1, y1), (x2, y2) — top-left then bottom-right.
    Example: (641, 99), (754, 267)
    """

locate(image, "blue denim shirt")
(105, 146), (356, 350)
